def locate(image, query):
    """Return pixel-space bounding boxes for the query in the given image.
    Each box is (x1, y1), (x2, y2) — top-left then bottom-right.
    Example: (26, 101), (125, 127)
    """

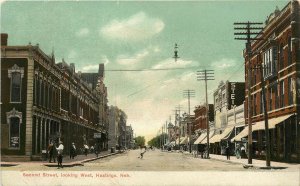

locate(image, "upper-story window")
(279, 44), (284, 70)
(288, 77), (294, 105)
(280, 80), (285, 107)
(8, 64), (24, 103)
(263, 47), (277, 79)
(288, 37), (292, 66)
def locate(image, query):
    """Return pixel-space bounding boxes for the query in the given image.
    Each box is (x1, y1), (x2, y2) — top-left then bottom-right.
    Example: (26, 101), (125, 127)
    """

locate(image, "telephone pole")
(183, 89), (195, 153)
(173, 105), (182, 149)
(197, 69), (214, 158)
(234, 21), (263, 165)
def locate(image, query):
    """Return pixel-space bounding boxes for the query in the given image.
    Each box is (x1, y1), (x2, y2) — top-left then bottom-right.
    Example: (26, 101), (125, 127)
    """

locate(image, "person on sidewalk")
(69, 142), (76, 159)
(241, 145), (246, 159)
(226, 145), (230, 160)
(47, 141), (56, 163)
(84, 144), (89, 156)
(56, 141), (64, 169)
(235, 145), (241, 159)
(94, 143), (100, 157)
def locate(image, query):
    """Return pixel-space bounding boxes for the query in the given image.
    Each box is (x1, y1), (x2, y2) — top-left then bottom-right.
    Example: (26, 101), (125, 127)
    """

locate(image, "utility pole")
(183, 89), (195, 153)
(234, 21), (263, 165)
(197, 70), (214, 158)
(176, 105), (182, 149)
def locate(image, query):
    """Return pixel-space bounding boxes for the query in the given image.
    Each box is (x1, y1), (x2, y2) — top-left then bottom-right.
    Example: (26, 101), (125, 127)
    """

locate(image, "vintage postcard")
(1, 0), (299, 185)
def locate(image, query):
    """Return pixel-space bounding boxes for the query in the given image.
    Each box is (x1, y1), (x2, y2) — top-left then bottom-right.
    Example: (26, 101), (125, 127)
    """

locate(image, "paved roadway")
(2, 150), (299, 186)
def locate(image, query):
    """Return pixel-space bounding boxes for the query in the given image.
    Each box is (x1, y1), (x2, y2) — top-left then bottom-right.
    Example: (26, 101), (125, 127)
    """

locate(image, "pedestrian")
(241, 145), (246, 159)
(47, 141), (55, 163)
(138, 146), (146, 159)
(84, 144), (89, 156)
(70, 142), (76, 159)
(94, 143), (100, 157)
(56, 141), (64, 169)
(236, 145), (241, 159)
(226, 145), (230, 160)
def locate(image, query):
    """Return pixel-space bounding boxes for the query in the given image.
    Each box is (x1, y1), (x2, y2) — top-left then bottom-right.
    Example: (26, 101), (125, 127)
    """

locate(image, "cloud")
(101, 55), (110, 66)
(100, 12), (164, 41)
(211, 58), (236, 69)
(76, 28), (90, 37)
(116, 46), (160, 66)
(117, 49), (149, 66)
(80, 64), (99, 72)
(153, 58), (194, 69)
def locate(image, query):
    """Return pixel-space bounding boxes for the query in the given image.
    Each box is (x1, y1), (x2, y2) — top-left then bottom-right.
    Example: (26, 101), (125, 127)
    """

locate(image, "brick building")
(241, 1), (300, 162)
(193, 104), (214, 133)
(1, 34), (109, 161)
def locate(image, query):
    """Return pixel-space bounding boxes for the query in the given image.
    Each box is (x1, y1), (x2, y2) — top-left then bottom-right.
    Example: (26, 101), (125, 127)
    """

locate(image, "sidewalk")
(180, 151), (300, 170)
(207, 154), (299, 170)
(1, 150), (123, 167)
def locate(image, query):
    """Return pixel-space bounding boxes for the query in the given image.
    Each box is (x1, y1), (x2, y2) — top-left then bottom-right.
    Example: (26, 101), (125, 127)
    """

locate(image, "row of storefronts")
(167, 1), (300, 163)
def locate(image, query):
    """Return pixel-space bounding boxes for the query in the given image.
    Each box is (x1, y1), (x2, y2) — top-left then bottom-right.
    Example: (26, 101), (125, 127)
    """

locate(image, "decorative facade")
(1, 34), (109, 161)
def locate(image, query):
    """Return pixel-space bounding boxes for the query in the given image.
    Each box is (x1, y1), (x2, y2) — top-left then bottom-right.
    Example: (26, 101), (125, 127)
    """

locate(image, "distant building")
(193, 104), (214, 133)
(108, 106), (127, 150)
(125, 125), (134, 149)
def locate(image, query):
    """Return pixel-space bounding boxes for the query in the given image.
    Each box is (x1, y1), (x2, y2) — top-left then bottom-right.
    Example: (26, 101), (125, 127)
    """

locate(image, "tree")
(134, 136), (145, 147)
(148, 133), (168, 148)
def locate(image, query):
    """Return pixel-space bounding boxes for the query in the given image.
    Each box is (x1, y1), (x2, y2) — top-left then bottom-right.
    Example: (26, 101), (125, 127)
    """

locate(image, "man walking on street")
(56, 141), (64, 168)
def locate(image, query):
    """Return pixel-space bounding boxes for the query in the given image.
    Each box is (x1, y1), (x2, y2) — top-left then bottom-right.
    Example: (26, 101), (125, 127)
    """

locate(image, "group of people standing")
(47, 141), (102, 168)
(47, 140), (64, 169)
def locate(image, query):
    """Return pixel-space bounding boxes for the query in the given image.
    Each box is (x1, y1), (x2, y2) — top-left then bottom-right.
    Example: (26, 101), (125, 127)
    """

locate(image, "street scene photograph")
(1, 0), (300, 185)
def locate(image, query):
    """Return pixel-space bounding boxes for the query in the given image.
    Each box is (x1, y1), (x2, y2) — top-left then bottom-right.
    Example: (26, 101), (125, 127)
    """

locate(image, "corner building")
(1, 34), (109, 161)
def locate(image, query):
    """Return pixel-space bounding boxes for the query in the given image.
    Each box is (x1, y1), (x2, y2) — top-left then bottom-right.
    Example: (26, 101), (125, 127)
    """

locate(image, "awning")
(210, 126), (235, 143)
(200, 130), (215, 144)
(193, 133), (207, 144)
(231, 114), (294, 142)
(231, 126), (248, 142)
(169, 141), (175, 147)
(180, 137), (188, 144)
(252, 114), (294, 131)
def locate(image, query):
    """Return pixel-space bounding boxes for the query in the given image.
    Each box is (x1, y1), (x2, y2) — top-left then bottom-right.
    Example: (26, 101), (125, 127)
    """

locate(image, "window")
(8, 64), (24, 103)
(263, 47), (277, 79)
(280, 81), (285, 107)
(279, 44), (284, 70)
(288, 77), (293, 105)
(288, 37), (292, 65)
(269, 87), (273, 111)
(260, 92), (263, 114)
(253, 94), (257, 116)
(6, 108), (22, 149)
(274, 83), (279, 109)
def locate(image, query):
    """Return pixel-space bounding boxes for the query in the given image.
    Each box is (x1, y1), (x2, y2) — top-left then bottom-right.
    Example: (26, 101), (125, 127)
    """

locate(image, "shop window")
(8, 64), (24, 103)
(6, 108), (22, 149)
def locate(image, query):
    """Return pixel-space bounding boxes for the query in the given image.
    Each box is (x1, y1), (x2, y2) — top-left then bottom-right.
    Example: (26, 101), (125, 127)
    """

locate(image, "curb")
(1, 152), (122, 168)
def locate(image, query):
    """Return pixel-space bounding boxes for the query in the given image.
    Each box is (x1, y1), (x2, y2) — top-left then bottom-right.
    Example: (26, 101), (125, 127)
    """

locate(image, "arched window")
(8, 64), (24, 103)
(6, 108), (22, 149)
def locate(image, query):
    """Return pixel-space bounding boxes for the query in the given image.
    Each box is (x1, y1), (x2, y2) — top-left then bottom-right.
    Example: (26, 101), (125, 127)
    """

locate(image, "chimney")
(1, 33), (8, 46)
(70, 63), (75, 73)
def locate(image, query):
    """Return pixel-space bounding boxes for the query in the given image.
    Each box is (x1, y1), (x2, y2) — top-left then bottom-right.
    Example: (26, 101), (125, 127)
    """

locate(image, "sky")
(1, 0), (289, 142)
